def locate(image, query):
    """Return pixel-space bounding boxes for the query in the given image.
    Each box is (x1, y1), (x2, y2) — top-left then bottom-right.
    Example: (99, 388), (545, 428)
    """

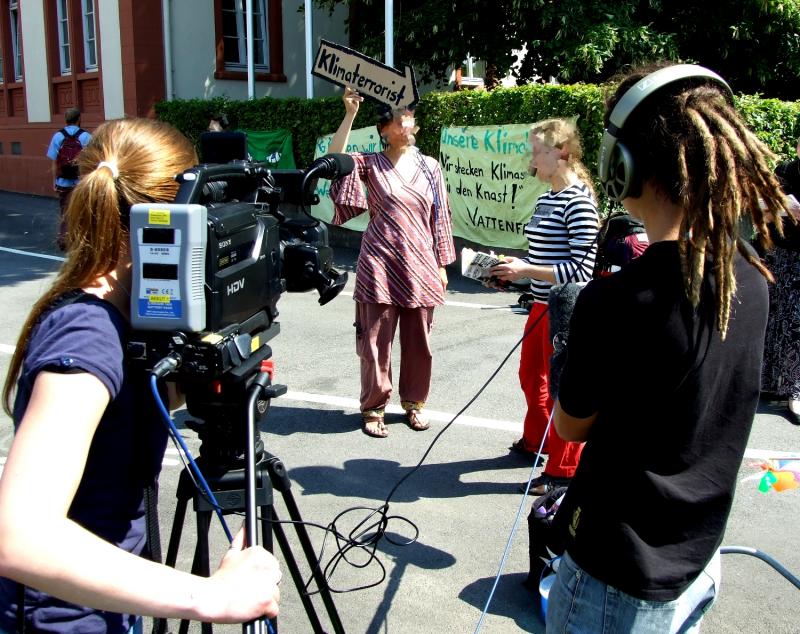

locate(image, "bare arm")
(553, 399), (597, 442)
(328, 87), (363, 154)
(51, 161), (58, 191)
(0, 371), (280, 623)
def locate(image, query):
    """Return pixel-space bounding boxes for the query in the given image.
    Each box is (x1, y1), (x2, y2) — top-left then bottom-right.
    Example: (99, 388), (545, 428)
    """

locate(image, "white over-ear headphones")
(597, 64), (733, 202)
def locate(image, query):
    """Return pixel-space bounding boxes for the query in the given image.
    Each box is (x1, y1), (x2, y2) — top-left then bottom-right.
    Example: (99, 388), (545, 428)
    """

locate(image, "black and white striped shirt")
(524, 182), (600, 303)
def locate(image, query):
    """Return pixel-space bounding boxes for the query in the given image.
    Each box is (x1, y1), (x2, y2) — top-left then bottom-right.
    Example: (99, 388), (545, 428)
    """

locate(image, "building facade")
(0, 0), (347, 196)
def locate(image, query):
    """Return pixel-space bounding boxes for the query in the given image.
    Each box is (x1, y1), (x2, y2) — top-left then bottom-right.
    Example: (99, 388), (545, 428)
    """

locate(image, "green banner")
(312, 122), (548, 249)
(311, 126), (383, 232)
(242, 128), (296, 168)
(440, 123), (547, 250)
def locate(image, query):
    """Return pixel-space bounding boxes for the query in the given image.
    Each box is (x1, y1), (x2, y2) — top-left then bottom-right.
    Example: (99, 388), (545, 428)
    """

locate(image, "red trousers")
(355, 302), (434, 413)
(519, 302), (583, 478)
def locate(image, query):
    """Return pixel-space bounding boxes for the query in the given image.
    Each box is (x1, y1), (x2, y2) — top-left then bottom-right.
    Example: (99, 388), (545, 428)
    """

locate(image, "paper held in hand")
(461, 247), (502, 281)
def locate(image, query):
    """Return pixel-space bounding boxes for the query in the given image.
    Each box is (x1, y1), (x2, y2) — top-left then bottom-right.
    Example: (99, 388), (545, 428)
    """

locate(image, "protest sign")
(312, 39), (418, 109)
(440, 123), (547, 251)
(311, 126), (382, 231)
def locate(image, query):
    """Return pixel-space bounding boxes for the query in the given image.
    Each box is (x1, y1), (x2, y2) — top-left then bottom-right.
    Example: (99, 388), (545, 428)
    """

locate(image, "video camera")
(126, 155), (354, 385)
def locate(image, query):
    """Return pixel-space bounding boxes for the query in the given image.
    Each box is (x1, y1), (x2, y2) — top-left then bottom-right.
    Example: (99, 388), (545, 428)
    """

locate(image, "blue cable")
(148, 375), (233, 542)
(149, 376), (276, 633)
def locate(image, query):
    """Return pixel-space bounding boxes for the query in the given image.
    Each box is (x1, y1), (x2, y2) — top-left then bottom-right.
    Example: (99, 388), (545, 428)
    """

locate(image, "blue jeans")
(547, 550), (720, 633)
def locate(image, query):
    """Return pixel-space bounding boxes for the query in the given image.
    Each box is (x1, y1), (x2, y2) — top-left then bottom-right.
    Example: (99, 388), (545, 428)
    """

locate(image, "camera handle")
(154, 367), (345, 634)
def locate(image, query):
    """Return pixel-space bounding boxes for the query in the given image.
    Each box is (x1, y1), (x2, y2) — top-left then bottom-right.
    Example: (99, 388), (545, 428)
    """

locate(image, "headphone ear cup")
(603, 142), (637, 202)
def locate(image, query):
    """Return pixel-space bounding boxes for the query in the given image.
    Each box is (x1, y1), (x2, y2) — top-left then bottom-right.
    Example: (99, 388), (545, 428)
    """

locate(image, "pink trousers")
(355, 302), (434, 413)
(519, 302), (584, 478)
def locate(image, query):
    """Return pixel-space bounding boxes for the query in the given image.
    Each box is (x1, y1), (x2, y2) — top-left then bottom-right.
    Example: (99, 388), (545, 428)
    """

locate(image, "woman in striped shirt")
(491, 118), (599, 493)
(328, 87), (456, 438)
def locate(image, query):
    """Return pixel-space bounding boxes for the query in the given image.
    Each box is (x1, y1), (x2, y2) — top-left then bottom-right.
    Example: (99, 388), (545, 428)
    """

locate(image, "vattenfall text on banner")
(440, 123), (546, 251)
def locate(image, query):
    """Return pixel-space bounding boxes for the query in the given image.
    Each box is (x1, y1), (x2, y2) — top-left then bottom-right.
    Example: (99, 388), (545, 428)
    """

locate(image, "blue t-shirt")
(0, 294), (169, 634)
(46, 125), (92, 188)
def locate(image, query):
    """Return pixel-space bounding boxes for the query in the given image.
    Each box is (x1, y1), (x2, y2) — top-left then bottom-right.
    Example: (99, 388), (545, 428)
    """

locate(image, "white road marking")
(742, 449), (800, 460)
(326, 290), (512, 310)
(0, 246), (65, 262)
(280, 390), (522, 432)
(0, 249), (511, 310)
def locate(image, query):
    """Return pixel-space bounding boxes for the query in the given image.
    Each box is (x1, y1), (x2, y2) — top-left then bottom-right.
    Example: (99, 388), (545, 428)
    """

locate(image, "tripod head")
(181, 343), (278, 472)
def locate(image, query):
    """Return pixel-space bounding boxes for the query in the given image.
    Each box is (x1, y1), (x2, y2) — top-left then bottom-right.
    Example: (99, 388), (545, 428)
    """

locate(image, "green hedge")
(155, 85), (800, 207)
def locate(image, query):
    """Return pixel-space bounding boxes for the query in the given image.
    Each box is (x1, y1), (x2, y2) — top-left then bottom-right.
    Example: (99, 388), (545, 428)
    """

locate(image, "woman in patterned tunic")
(328, 87), (456, 438)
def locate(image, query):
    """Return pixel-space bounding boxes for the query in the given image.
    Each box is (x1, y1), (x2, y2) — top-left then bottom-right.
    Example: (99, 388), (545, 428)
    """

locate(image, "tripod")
(153, 347), (345, 634)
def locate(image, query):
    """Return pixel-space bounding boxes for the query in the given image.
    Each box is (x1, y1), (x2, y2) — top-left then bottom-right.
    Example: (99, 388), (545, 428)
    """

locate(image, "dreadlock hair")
(3, 118), (197, 416)
(529, 118), (597, 200)
(606, 63), (790, 339)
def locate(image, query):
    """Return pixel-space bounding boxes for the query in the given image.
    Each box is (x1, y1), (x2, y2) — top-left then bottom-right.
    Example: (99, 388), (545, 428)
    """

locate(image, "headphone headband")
(598, 64), (733, 202)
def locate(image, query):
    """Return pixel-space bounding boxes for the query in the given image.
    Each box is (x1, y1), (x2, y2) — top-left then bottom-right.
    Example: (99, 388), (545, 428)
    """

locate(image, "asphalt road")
(0, 191), (798, 634)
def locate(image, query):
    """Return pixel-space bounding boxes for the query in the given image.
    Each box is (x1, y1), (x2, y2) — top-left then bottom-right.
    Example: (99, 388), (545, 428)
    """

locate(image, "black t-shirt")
(553, 241), (768, 601)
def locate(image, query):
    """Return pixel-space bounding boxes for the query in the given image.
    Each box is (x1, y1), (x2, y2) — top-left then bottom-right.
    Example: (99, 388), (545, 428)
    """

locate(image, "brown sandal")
(405, 409), (430, 431)
(362, 410), (388, 438)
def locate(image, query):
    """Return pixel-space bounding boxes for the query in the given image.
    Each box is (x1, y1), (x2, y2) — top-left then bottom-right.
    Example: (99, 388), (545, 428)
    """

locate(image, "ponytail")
(3, 118), (196, 415)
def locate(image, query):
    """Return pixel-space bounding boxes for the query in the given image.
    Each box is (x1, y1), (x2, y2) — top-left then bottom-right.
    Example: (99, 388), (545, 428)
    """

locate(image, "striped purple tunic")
(330, 151), (456, 307)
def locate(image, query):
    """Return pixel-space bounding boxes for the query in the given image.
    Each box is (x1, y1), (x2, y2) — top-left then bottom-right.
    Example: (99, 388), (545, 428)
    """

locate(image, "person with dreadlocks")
(545, 63), (791, 632)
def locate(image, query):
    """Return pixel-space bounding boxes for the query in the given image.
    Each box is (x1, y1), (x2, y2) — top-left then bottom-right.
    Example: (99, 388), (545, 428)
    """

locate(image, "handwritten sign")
(312, 39), (419, 109)
(440, 123), (546, 250)
(310, 126), (382, 231)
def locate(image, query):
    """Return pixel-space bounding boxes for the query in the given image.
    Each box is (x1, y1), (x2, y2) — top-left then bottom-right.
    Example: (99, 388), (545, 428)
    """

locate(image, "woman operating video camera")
(0, 118), (280, 633)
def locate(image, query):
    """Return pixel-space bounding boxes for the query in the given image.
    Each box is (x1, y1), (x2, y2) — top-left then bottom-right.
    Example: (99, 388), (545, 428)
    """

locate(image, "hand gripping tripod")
(153, 344), (345, 634)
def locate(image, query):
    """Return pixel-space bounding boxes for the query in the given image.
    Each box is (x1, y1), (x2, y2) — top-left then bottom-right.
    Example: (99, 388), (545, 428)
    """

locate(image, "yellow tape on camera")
(148, 209), (171, 225)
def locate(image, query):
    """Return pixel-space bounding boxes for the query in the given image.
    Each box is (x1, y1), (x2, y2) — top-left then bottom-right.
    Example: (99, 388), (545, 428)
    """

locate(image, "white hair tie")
(97, 160), (120, 180)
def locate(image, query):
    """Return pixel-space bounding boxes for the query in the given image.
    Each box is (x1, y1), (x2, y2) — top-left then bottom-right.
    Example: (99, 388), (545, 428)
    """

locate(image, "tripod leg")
(195, 510), (214, 634)
(268, 506), (327, 634)
(265, 456), (345, 634)
(176, 510), (214, 634)
(164, 486), (190, 569)
(259, 499), (279, 634)
(154, 469), (193, 634)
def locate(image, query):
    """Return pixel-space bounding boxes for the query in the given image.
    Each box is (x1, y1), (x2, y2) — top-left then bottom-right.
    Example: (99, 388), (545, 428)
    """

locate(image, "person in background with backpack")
(46, 107), (92, 250)
(1, 118), (281, 633)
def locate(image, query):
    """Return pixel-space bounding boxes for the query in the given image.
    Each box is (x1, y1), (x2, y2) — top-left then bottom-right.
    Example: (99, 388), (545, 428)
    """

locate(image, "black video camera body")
(127, 159), (349, 383)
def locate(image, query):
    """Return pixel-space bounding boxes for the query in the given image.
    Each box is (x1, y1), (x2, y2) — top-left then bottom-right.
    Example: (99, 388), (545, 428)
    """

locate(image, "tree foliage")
(312, 0), (800, 99)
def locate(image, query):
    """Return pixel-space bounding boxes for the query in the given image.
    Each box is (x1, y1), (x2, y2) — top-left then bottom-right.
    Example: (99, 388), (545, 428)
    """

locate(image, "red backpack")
(56, 127), (86, 180)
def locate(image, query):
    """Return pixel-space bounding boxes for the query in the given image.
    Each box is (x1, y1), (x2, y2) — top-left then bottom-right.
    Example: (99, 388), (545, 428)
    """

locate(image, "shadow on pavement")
(261, 405), (531, 499)
(354, 535), (458, 634)
(288, 454), (533, 504)
(459, 572), (543, 633)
